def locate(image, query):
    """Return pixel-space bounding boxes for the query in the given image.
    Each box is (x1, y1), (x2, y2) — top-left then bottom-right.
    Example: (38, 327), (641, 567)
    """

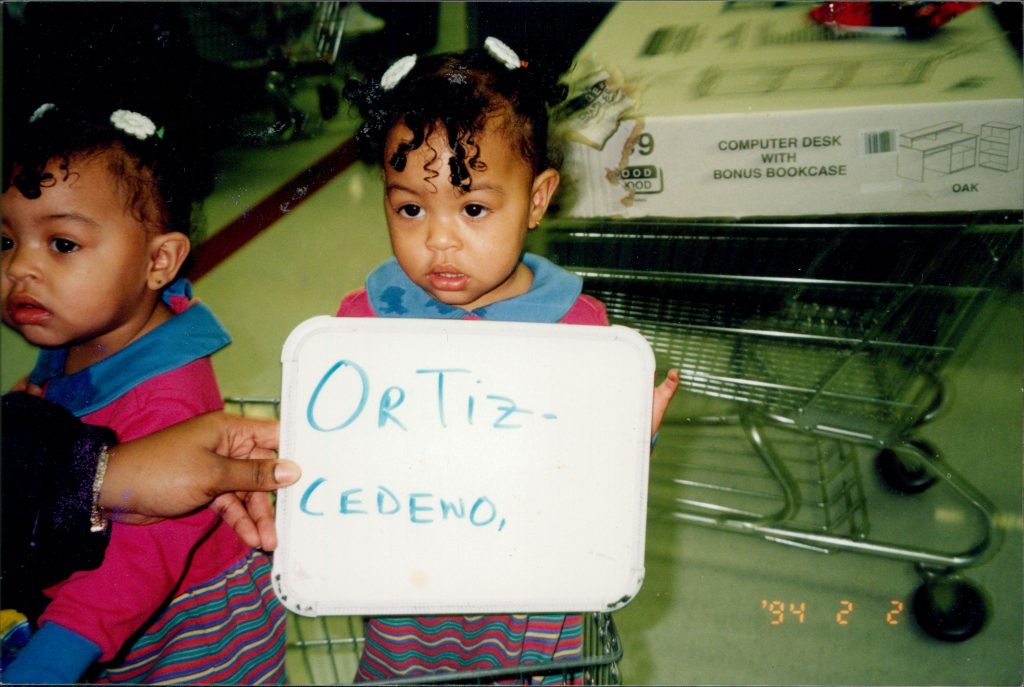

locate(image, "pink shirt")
(39, 359), (251, 662)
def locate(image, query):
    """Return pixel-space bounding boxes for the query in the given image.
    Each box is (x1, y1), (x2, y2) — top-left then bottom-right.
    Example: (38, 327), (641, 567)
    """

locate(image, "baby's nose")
(3, 245), (41, 282)
(425, 217), (461, 251)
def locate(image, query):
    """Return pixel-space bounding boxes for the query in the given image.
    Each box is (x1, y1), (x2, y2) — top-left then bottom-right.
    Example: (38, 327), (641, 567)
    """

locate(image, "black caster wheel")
(912, 578), (988, 642)
(875, 448), (936, 494)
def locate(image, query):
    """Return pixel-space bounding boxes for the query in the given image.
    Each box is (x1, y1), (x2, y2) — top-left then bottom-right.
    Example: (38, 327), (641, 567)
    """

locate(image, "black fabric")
(1, 392), (114, 625)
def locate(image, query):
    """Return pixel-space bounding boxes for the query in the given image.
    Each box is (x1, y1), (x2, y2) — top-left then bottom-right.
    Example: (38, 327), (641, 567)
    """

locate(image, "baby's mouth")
(428, 267), (469, 291)
(8, 295), (51, 325)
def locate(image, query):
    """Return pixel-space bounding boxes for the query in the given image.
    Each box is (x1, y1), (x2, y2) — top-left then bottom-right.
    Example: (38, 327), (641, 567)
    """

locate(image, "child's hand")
(10, 377), (44, 396)
(652, 368), (680, 437)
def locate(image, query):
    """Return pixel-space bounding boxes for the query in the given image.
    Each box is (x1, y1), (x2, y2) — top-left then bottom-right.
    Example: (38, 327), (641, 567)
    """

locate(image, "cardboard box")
(559, 2), (1023, 219)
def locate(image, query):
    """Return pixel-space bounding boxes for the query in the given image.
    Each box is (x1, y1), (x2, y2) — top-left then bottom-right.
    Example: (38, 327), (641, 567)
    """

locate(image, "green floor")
(2, 4), (1021, 684)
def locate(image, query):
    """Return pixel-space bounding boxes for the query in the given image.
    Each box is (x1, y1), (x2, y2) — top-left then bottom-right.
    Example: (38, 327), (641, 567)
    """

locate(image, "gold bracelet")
(90, 445), (111, 533)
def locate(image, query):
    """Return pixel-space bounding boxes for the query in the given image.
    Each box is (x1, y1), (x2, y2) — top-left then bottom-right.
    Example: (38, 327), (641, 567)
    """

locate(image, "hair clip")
(110, 109), (158, 140)
(381, 54), (417, 91)
(484, 36), (524, 70)
(29, 103), (57, 123)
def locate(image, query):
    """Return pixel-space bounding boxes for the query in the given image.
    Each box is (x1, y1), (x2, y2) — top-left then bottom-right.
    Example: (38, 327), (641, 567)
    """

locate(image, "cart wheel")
(912, 578), (988, 642)
(875, 448), (936, 494)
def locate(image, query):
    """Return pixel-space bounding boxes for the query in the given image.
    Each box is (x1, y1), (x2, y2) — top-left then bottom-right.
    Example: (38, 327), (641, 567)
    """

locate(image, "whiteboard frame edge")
(274, 317), (656, 617)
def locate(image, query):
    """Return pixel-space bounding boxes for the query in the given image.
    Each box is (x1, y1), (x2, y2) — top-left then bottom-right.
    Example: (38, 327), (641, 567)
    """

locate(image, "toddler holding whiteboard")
(338, 38), (678, 682)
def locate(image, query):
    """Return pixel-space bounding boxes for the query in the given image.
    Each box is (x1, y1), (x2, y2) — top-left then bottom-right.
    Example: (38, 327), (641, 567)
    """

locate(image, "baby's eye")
(1, 236), (12, 252)
(464, 204), (489, 218)
(50, 238), (80, 254)
(396, 204), (423, 218)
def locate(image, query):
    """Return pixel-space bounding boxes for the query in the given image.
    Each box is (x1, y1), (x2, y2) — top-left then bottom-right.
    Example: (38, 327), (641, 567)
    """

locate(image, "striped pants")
(96, 551), (285, 684)
(356, 613), (583, 684)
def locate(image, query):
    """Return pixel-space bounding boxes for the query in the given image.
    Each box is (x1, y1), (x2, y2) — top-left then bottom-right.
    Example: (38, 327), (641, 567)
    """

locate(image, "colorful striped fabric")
(355, 613), (583, 684)
(95, 552), (285, 684)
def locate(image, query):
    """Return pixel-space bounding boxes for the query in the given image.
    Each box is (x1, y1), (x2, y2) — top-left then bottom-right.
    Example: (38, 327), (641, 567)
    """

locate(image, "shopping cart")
(538, 211), (1021, 642)
(224, 397), (624, 685)
(182, 2), (350, 144)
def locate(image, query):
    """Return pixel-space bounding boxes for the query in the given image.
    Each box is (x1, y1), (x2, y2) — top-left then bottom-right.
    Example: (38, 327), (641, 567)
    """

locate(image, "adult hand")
(99, 411), (300, 550)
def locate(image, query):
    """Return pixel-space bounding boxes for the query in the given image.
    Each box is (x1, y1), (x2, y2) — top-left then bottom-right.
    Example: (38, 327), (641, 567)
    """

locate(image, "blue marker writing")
(486, 395), (532, 429)
(377, 486), (400, 515)
(409, 493), (434, 524)
(307, 360), (369, 432)
(300, 478), (326, 516)
(416, 368), (470, 428)
(379, 386), (407, 430)
(340, 488), (366, 514)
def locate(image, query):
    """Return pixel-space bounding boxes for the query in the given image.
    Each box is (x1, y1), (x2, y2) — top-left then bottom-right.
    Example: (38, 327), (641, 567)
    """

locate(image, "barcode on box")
(862, 130), (896, 155)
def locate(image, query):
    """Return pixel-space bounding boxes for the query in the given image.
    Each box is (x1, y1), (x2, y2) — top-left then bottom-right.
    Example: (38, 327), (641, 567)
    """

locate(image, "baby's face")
(1, 152), (160, 352)
(382, 115), (558, 311)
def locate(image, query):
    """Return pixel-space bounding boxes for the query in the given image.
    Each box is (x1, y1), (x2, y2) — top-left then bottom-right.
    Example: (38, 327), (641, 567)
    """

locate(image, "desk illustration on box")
(898, 121), (977, 181)
(898, 120), (1020, 181)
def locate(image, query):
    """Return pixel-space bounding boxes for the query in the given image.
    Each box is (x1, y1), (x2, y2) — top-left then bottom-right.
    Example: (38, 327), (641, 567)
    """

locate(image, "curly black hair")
(344, 43), (568, 191)
(3, 101), (212, 247)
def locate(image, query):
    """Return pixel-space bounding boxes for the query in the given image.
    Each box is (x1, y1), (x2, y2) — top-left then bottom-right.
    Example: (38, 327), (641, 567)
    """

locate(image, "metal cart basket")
(225, 397), (624, 685)
(182, 2), (350, 143)
(538, 212), (1021, 642)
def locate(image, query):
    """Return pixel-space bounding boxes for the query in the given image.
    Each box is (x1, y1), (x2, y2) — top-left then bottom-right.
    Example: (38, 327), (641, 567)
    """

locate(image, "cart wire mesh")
(537, 213), (1019, 640)
(544, 215), (1018, 443)
(647, 416), (870, 553)
(224, 397), (624, 685)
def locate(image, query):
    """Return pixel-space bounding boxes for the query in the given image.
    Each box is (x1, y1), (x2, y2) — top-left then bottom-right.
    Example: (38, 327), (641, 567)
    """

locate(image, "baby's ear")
(528, 168), (560, 229)
(147, 232), (191, 290)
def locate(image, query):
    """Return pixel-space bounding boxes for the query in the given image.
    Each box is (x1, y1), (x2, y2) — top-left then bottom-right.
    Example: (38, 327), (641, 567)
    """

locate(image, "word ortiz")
(305, 361), (560, 432)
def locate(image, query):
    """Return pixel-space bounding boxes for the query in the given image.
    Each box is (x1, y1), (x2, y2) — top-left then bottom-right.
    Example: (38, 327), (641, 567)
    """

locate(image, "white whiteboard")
(273, 316), (654, 617)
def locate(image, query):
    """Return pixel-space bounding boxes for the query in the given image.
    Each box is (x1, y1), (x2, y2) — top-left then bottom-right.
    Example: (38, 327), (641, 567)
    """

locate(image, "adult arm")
(1, 393), (114, 623)
(100, 409), (298, 549)
(0, 393), (299, 616)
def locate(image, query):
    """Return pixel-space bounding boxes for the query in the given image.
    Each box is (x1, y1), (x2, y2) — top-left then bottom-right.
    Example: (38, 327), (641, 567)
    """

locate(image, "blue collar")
(366, 253), (583, 323)
(28, 279), (231, 417)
